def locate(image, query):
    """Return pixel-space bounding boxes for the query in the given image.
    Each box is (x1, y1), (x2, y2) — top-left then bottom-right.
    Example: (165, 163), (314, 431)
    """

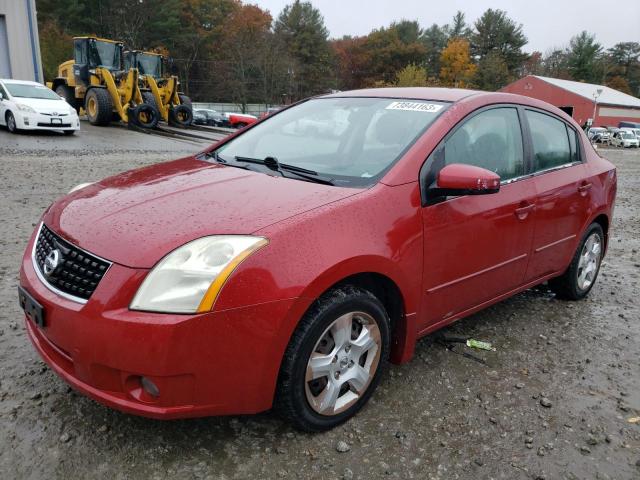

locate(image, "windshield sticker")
(386, 101), (443, 113)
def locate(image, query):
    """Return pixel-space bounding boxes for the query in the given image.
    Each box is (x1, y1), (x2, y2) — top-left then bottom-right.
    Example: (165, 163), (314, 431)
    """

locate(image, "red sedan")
(19, 88), (616, 431)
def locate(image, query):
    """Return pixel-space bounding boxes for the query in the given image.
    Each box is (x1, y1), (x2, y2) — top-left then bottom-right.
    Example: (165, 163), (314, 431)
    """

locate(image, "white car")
(610, 130), (639, 148)
(0, 79), (80, 135)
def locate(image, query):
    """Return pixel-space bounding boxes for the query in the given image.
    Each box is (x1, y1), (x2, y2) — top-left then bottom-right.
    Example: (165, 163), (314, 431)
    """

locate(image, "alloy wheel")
(7, 113), (16, 132)
(305, 311), (381, 416)
(577, 232), (602, 290)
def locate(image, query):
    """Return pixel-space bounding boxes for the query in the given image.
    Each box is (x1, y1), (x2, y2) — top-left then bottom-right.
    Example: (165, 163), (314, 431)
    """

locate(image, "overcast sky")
(252, 0), (640, 52)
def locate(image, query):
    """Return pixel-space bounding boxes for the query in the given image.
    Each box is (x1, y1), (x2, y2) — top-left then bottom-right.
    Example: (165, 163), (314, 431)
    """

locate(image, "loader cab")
(73, 37), (124, 85)
(124, 51), (163, 79)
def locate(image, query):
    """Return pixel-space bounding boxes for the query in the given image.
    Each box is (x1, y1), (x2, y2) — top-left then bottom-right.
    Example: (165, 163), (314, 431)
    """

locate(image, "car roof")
(323, 87), (480, 103)
(0, 79), (43, 86)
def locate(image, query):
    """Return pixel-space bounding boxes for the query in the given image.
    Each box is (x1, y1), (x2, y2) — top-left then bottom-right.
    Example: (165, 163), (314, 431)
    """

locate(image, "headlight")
(68, 182), (93, 193)
(16, 103), (36, 113)
(130, 236), (268, 314)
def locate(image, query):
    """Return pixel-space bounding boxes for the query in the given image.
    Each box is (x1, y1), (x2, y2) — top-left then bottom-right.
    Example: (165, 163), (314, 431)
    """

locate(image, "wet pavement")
(0, 129), (638, 479)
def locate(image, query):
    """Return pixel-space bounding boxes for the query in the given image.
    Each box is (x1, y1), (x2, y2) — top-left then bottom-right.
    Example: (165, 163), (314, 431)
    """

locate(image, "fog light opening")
(140, 376), (160, 398)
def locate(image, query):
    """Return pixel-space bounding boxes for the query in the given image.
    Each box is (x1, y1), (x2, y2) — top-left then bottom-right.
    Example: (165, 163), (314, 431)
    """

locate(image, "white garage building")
(0, 0), (43, 82)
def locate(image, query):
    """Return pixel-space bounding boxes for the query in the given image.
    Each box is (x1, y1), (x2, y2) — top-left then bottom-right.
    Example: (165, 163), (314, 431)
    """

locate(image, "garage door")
(0, 15), (11, 78)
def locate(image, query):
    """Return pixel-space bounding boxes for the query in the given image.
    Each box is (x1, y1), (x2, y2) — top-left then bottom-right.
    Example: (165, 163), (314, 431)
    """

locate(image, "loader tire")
(141, 91), (158, 111)
(85, 88), (113, 126)
(56, 85), (79, 111)
(131, 103), (159, 129)
(169, 104), (193, 127)
(178, 94), (192, 108)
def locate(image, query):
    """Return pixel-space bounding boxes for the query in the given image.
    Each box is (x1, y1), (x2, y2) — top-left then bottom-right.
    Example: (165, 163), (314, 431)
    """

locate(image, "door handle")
(515, 203), (535, 220)
(578, 182), (592, 195)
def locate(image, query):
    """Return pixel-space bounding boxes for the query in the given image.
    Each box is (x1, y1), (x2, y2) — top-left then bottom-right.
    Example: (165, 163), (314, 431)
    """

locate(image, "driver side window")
(441, 107), (525, 182)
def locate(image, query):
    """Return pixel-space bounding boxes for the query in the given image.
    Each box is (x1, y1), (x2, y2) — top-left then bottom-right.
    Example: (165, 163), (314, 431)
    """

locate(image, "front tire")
(275, 286), (390, 432)
(56, 85), (78, 111)
(549, 223), (604, 300)
(85, 88), (113, 126)
(6, 111), (19, 133)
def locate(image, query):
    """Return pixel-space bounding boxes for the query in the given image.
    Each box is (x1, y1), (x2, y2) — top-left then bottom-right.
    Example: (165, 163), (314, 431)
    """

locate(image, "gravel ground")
(0, 126), (639, 480)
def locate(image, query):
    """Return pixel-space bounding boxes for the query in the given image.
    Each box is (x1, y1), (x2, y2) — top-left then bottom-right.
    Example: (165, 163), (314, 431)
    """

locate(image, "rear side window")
(438, 107), (524, 181)
(567, 125), (579, 163)
(526, 110), (572, 171)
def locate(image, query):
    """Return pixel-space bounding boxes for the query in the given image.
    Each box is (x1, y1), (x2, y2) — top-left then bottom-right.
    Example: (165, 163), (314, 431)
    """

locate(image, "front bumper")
(15, 111), (80, 131)
(20, 228), (297, 419)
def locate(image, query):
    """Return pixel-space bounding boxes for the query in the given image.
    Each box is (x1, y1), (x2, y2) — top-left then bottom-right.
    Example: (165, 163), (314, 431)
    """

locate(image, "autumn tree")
(394, 64), (428, 87)
(331, 35), (370, 90)
(606, 76), (632, 94)
(440, 38), (476, 88)
(543, 48), (571, 79)
(222, 4), (273, 111)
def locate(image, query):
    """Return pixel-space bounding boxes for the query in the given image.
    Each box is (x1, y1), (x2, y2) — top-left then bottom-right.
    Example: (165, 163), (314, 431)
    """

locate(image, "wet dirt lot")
(0, 126), (638, 480)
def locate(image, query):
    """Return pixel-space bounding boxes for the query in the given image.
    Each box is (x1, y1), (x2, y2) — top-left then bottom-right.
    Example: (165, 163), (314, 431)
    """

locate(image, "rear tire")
(549, 223), (604, 300)
(178, 94), (192, 109)
(275, 286), (390, 432)
(235, 122), (247, 129)
(56, 85), (78, 112)
(141, 91), (158, 111)
(85, 88), (113, 126)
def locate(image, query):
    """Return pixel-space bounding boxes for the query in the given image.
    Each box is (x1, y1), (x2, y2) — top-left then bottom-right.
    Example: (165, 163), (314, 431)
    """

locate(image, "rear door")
(419, 106), (537, 329)
(522, 109), (592, 282)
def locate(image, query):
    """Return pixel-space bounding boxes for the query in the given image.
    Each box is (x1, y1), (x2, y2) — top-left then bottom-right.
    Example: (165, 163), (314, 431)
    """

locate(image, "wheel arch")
(51, 78), (68, 92)
(591, 212), (610, 255)
(284, 256), (418, 366)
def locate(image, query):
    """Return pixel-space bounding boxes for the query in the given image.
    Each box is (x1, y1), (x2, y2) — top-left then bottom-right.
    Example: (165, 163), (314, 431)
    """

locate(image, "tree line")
(36, 0), (640, 109)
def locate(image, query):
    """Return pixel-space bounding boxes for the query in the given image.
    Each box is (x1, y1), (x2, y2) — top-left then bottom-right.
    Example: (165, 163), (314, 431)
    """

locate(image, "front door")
(419, 106), (536, 330)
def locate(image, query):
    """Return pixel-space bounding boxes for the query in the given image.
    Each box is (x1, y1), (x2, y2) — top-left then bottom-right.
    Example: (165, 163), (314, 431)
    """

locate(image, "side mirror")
(429, 163), (500, 198)
(0, 92), (3, 100)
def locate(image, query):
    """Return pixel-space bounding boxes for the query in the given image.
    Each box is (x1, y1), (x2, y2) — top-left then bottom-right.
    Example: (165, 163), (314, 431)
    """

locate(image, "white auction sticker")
(385, 101), (443, 113)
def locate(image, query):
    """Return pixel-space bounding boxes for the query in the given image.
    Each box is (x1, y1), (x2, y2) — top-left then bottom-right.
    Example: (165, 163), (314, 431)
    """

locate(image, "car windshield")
(215, 97), (448, 187)
(90, 41), (121, 70)
(4, 83), (60, 100)
(622, 132), (634, 139)
(137, 54), (162, 78)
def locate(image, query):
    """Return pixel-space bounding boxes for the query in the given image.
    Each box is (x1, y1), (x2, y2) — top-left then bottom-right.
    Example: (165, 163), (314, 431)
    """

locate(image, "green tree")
(567, 31), (602, 83)
(471, 9), (528, 76)
(448, 11), (471, 40)
(274, 1), (333, 99)
(475, 50), (509, 90)
(606, 42), (640, 96)
(421, 24), (448, 76)
(394, 63), (428, 87)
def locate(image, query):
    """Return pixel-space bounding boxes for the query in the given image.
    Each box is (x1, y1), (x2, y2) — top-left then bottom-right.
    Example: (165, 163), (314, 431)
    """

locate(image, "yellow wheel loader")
(124, 50), (193, 127)
(51, 37), (159, 128)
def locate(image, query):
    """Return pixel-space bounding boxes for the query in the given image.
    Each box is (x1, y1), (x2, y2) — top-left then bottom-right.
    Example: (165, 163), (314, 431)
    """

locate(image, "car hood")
(43, 157), (361, 268)
(12, 97), (71, 114)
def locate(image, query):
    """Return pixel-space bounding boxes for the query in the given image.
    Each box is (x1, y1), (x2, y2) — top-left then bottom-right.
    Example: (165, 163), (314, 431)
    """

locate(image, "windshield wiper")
(204, 151), (253, 171)
(234, 156), (334, 186)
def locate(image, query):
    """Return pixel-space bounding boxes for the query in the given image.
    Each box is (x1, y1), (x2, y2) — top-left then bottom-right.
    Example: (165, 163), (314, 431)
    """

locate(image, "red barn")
(501, 75), (640, 128)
